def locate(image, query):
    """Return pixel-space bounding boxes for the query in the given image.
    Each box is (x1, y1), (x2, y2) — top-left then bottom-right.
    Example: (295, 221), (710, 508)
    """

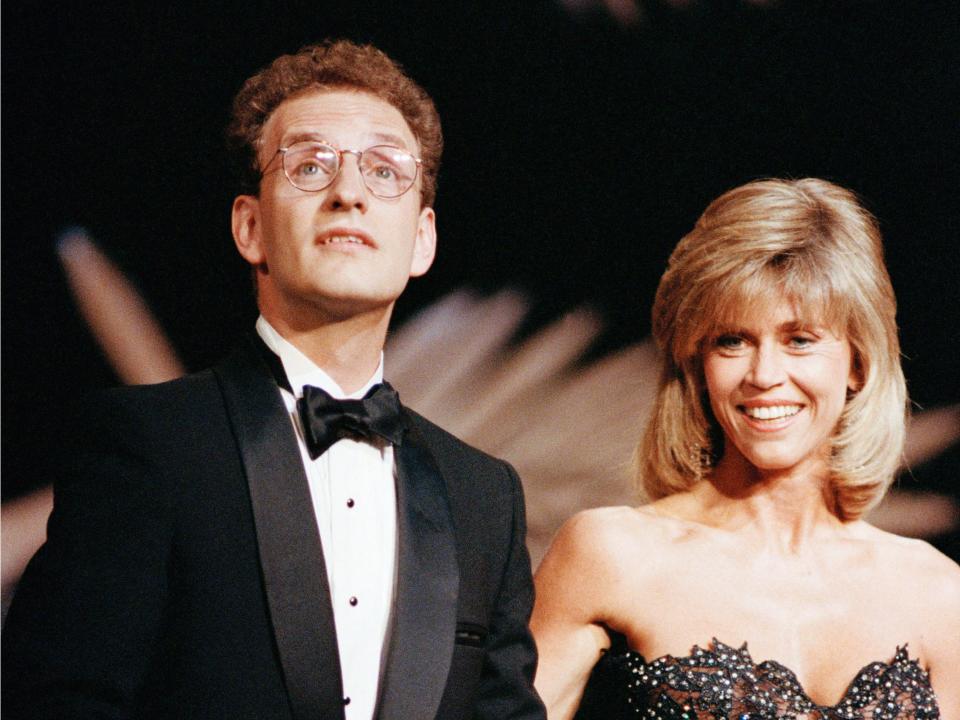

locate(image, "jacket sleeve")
(472, 463), (547, 720)
(1, 392), (174, 719)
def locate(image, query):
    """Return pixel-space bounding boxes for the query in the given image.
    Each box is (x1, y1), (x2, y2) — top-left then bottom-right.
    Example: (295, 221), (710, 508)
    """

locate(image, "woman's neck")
(687, 452), (848, 554)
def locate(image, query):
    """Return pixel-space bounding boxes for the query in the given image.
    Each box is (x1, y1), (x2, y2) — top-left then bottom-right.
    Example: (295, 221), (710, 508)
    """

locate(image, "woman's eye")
(715, 335), (744, 350)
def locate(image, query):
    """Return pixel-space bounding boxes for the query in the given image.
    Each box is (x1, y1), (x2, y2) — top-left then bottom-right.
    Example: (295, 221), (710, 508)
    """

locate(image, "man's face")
(232, 89), (436, 325)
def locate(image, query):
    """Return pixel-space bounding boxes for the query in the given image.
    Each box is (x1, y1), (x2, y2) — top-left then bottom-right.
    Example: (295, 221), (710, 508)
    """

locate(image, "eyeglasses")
(274, 140), (421, 198)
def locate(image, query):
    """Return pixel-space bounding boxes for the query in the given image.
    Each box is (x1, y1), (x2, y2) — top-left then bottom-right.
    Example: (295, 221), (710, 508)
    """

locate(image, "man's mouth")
(321, 235), (366, 245)
(317, 228), (376, 248)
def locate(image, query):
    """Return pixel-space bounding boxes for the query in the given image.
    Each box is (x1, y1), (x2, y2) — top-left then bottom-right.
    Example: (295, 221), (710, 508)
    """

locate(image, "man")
(3, 40), (545, 720)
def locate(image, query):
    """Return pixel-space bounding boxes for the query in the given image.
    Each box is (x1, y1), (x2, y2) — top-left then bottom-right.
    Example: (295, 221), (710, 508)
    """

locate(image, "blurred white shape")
(1, 487), (53, 609)
(56, 228), (185, 385)
(387, 289), (529, 429)
(3, 231), (187, 608)
(498, 342), (659, 562)
(904, 404), (960, 469)
(449, 307), (604, 441)
(386, 290), (481, 374)
(388, 298), (648, 562)
(867, 491), (959, 539)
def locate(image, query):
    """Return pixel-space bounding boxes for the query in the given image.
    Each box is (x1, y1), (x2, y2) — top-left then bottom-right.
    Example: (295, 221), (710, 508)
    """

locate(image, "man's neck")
(260, 310), (390, 394)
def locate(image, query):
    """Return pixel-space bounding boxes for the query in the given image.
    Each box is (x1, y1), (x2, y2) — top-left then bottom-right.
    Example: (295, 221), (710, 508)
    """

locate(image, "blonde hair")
(638, 178), (907, 519)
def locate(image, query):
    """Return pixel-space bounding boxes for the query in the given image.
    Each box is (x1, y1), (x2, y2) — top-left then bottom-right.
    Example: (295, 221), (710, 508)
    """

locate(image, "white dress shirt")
(257, 317), (397, 720)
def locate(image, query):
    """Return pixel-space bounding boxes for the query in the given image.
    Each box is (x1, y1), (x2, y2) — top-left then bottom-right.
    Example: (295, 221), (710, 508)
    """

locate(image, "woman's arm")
(531, 511), (618, 720)
(924, 555), (960, 718)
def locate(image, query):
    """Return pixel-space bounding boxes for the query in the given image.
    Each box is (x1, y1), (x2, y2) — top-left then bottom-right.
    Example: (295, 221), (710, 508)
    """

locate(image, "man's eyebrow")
(369, 131), (410, 149)
(279, 131), (327, 147)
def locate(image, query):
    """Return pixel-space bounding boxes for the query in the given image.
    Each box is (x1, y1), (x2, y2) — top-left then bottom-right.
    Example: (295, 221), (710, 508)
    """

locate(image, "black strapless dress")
(574, 632), (940, 719)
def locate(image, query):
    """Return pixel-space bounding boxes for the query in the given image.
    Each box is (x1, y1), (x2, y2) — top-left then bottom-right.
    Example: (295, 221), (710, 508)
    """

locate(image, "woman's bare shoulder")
(855, 522), (960, 607)
(857, 522), (959, 568)
(877, 532), (960, 674)
(845, 525), (960, 709)
(542, 502), (704, 574)
(542, 506), (644, 565)
(534, 505), (680, 621)
(555, 503), (688, 542)
(895, 535), (960, 605)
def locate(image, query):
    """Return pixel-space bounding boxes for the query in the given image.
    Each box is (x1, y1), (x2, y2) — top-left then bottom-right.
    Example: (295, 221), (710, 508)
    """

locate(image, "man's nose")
(746, 345), (786, 389)
(322, 153), (368, 212)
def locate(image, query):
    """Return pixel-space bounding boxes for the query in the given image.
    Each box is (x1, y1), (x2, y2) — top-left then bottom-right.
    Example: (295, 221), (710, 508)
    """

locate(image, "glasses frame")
(273, 140), (422, 199)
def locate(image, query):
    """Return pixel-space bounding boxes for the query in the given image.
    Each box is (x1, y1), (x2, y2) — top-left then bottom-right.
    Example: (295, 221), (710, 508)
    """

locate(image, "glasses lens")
(360, 146), (419, 198)
(283, 142), (339, 191)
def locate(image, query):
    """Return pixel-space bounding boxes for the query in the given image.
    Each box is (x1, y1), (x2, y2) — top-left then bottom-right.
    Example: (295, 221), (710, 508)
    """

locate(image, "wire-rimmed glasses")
(275, 140), (421, 199)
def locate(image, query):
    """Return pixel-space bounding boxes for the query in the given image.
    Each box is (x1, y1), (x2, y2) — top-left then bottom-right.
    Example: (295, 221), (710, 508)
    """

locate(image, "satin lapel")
(213, 339), (345, 720)
(377, 416), (459, 720)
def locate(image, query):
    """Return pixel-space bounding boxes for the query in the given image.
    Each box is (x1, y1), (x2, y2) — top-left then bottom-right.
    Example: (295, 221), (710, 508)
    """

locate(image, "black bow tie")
(297, 382), (405, 459)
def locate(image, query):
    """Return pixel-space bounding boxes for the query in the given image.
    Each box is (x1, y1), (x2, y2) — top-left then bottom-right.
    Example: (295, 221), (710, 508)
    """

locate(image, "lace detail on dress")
(590, 636), (940, 720)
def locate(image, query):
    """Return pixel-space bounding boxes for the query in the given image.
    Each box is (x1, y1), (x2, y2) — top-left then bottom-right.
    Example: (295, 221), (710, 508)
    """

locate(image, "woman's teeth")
(742, 405), (801, 420)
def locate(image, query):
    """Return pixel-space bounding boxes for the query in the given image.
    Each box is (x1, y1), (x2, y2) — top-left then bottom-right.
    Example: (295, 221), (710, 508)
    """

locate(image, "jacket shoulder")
(94, 367), (220, 405)
(90, 338), (266, 417)
(404, 408), (515, 474)
(69, 366), (231, 461)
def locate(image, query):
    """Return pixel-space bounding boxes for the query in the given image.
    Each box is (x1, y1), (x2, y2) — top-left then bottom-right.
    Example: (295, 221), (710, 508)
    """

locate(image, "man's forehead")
(261, 89), (417, 150)
(280, 128), (411, 149)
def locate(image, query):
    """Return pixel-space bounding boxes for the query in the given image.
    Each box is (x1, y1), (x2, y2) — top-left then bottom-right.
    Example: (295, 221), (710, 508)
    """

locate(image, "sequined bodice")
(574, 634), (940, 720)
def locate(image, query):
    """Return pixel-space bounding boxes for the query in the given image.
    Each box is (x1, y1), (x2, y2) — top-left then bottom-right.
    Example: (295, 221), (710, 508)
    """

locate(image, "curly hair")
(227, 39), (443, 207)
(637, 178), (907, 520)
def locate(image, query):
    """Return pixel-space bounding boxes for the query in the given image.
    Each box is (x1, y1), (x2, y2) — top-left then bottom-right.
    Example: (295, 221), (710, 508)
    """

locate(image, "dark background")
(4, 1), (958, 529)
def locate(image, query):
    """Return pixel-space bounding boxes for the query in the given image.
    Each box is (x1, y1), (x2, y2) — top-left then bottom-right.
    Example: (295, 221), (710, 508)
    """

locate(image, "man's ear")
(232, 195), (265, 267)
(409, 206), (437, 278)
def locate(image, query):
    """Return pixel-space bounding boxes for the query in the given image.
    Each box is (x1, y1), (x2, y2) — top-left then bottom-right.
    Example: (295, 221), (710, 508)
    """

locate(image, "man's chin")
(260, 280), (406, 327)
(309, 291), (400, 323)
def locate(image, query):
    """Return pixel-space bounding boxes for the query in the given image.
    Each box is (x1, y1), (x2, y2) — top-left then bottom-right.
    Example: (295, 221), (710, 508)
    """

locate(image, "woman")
(531, 178), (959, 719)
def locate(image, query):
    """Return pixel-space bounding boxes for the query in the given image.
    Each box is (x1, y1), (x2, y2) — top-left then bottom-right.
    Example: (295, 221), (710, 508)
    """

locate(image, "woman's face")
(702, 300), (856, 477)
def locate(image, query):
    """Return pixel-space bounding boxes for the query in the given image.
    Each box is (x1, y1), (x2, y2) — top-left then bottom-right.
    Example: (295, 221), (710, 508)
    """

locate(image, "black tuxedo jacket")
(3, 339), (546, 720)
